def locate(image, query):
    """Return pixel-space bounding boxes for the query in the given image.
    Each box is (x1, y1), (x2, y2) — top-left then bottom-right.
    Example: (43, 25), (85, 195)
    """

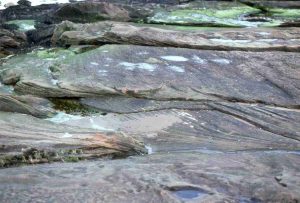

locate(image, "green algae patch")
(4, 20), (36, 31)
(148, 6), (260, 27)
(50, 98), (99, 116)
(36, 48), (76, 59)
(171, 7), (259, 19)
(0, 148), (87, 168)
(268, 9), (300, 18)
(258, 20), (283, 28)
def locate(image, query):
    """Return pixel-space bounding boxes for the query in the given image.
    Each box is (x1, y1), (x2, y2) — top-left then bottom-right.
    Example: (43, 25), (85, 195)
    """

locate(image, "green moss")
(63, 156), (80, 162)
(268, 9), (300, 18)
(36, 49), (75, 59)
(0, 148), (85, 167)
(171, 7), (259, 19)
(50, 98), (99, 116)
(149, 6), (260, 27)
(258, 20), (283, 28)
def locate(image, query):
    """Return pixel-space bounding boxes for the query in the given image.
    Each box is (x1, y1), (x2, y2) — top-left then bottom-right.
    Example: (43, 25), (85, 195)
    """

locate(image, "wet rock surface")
(0, 0), (300, 202)
(0, 111), (145, 167)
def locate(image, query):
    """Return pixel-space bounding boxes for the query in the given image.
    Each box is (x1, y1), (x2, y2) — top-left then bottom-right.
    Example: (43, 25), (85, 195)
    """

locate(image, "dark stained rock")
(26, 24), (56, 46)
(240, 0), (300, 9)
(92, 0), (194, 5)
(52, 2), (153, 23)
(0, 151), (299, 202)
(0, 111), (145, 167)
(0, 94), (55, 118)
(17, 0), (31, 7)
(0, 3), (61, 22)
(0, 28), (27, 58)
(52, 21), (300, 52)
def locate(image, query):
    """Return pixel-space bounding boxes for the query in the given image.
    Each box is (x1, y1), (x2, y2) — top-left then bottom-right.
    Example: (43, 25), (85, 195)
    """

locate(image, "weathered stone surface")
(80, 96), (210, 113)
(5, 45), (298, 107)
(52, 2), (152, 23)
(52, 101), (300, 153)
(0, 111), (145, 167)
(0, 48), (80, 96)
(0, 28), (27, 58)
(0, 151), (299, 202)
(52, 21), (300, 51)
(0, 94), (55, 118)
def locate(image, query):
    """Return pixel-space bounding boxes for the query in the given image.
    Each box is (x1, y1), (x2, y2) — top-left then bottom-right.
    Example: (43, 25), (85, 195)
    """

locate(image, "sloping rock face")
(53, 45), (300, 106)
(52, 21), (300, 51)
(0, 44), (299, 169)
(0, 1), (300, 202)
(0, 111), (145, 167)
(0, 94), (55, 118)
(2, 45), (299, 107)
(0, 48), (78, 96)
(0, 151), (299, 202)
(57, 101), (300, 153)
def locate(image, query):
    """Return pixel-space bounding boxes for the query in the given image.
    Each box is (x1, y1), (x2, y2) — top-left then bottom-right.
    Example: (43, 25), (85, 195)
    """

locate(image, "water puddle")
(45, 112), (83, 123)
(170, 187), (209, 201)
(145, 145), (153, 154)
(239, 197), (261, 203)
(0, 82), (14, 94)
(4, 20), (36, 31)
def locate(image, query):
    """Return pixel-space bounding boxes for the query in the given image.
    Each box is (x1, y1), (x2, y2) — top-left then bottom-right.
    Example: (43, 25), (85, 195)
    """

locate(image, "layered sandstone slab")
(52, 21), (300, 51)
(0, 112), (145, 167)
